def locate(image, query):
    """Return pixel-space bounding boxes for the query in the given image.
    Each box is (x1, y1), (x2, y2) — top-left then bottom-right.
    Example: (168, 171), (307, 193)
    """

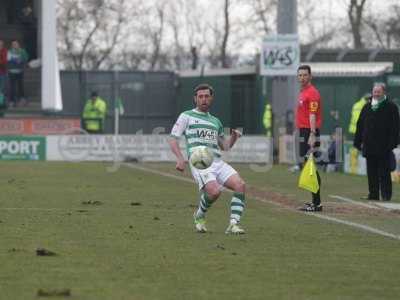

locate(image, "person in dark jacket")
(7, 40), (28, 107)
(0, 40), (7, 107)
(354, 83), (399, 201)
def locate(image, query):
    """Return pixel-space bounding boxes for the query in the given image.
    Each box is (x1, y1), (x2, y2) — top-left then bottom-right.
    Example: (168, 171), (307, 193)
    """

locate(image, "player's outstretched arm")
(168, 137), (186, 172)
(219, 129), (242, 151)
(229, 129), (242, 148)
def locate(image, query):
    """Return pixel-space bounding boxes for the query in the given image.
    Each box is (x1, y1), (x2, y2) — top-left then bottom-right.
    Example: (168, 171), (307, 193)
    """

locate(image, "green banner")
(0, 136), (46, 160)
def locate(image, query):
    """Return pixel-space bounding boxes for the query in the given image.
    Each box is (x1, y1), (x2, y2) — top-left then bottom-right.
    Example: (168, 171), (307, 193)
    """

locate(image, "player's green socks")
(195, 192), (213, 219)
(230, 192), (245, 223)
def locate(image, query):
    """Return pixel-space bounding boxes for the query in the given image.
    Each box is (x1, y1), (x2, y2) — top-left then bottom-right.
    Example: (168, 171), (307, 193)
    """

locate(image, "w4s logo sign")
(264, 46), (298, 69)
(260, 34), (300, 76)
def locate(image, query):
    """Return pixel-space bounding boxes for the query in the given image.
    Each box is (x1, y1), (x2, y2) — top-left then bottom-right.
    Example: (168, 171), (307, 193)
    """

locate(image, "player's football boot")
(225, 222), (245, 235)
(193, 212), (207, 233)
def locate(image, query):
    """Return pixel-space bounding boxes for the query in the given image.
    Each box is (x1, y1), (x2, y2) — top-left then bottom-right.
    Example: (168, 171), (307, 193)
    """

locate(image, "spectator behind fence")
(82, 91), (107, 134)
(19, 2), (38, 59)
(19, 2), (36, 25)
(263, 102), (272, 137)
(0, 40), (7, 108)
(326, 128), (341, 173)
(348, 93), (370, 137)
(7, 40), (28, 107)
(354, 83), (399, 201)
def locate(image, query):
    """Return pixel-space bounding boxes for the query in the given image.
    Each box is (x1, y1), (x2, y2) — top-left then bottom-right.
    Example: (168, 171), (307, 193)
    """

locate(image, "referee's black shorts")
(298, 128), (321, 160)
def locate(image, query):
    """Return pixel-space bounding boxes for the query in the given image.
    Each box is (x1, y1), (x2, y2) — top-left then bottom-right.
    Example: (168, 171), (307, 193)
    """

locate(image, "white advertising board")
(278, 134), (331, 164)
(46, 135), (272, 163)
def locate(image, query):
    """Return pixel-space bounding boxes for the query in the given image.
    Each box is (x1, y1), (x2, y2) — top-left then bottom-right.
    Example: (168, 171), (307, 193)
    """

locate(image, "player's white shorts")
(190, 159), (237, 190)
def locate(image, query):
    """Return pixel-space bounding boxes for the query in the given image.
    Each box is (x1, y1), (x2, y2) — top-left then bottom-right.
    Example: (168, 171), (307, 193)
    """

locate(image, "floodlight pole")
(114, 71), (120, 136)
(275, 0), (298, 136)
(112, 71), (120, 164)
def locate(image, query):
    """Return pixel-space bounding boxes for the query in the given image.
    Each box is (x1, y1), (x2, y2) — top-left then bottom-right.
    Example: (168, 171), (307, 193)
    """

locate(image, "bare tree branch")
(57, 0), (130, 70)
(93, 0), (126, 69)
(220, 0), (230, 68)
(148, 4), (166, 70)
(348, 0), (367, 49)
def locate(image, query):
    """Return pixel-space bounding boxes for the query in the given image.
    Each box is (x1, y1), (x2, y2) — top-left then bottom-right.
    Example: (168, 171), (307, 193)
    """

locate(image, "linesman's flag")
(298, 153), (319, 193)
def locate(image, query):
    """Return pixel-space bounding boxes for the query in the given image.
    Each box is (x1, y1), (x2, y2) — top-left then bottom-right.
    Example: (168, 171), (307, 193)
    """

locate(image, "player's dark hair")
(297, 65), (311, 74)
(194, 83), (214, 96)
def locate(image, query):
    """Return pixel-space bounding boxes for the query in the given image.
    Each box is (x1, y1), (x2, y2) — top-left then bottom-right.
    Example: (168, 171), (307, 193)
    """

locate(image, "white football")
(190, 146), (214, 170)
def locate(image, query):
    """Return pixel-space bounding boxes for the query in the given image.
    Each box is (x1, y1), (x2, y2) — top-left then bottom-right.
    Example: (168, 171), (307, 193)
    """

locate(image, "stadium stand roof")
(179, 62), (393, 78)
(180, 48), (399, 78)
(300, 48), (400, 63)
(308, 62), (393, 77)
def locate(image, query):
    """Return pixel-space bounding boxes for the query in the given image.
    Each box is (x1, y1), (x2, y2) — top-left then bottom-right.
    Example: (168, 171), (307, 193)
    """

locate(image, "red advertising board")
(0, 118), (81, 135)
(0, 119), (25, 135)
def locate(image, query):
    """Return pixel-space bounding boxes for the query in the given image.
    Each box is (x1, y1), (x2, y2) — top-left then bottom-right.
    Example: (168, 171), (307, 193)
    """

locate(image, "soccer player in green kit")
(169, 84), (246, 234)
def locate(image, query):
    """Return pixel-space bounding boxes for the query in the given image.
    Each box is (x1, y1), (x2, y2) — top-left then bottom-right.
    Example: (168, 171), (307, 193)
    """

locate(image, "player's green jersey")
(170, 109), (224, 158)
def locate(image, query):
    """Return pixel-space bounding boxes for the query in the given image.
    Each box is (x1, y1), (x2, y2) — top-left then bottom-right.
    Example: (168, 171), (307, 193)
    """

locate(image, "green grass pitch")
(0, 161), (399, 299)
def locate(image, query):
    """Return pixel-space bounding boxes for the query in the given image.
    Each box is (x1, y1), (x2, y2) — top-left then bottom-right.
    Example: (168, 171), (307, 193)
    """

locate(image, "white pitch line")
(311, 214), (400, 240)
(329, 195), (379, 209)
(126, 164), (194, 184)
(126, 164), (400, 241)
(0, 207), (99, 211)
(0, 207), (65, 211)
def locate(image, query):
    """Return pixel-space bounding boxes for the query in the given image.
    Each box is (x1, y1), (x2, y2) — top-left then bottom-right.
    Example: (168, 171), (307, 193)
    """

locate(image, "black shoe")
(381, 197), (391, 201)
(299, 203), (323, 212)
